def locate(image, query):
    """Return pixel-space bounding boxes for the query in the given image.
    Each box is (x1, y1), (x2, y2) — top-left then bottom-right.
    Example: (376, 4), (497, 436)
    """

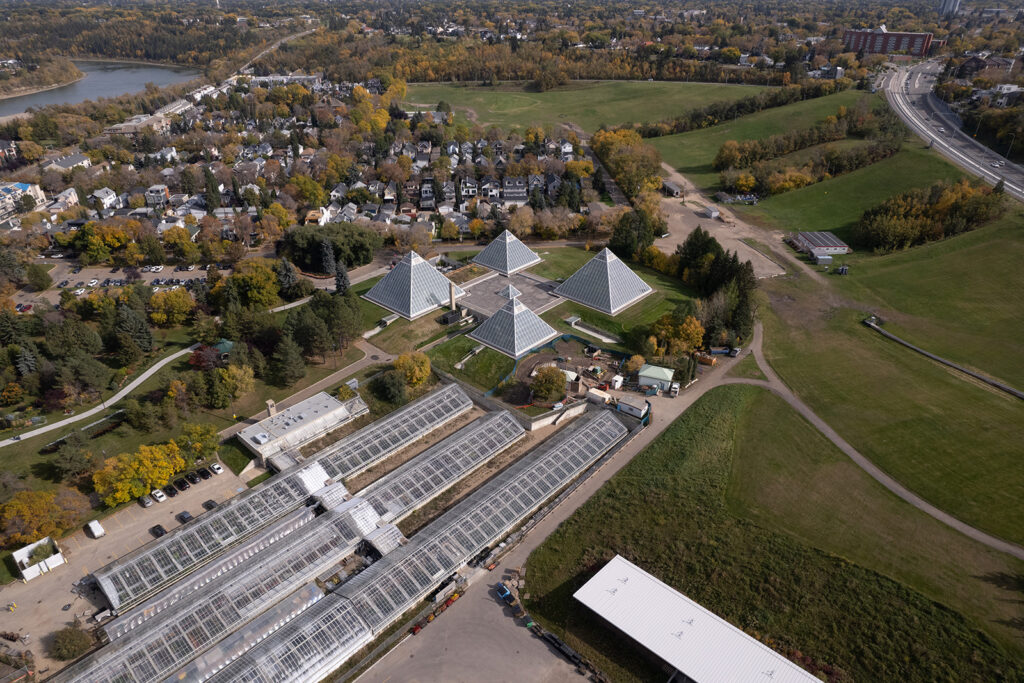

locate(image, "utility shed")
(793, 231), (850, 255)
(237, 393), (367, 467)
(637, 364), (674, 391)
(574, 555), (821, 683)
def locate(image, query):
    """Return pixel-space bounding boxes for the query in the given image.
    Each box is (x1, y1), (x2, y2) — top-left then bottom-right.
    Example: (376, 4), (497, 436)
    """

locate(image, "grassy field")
(724, 352), (766, 380)
(727, 388), (1024, 659)
(761, 273), (1024, 545)
(650, 89), (868, 191)
(406, 80), (770, 133)
(525, 386), (1023, 681)
(829, 208), (1024, 388)
(427, 334), (514, 390)
(737, 139), (966, 244)
(527, 245), (596, 281)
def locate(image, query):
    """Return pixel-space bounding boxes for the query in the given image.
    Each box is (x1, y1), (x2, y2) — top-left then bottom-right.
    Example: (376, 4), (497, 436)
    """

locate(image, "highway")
(883, 60), (1024, 203)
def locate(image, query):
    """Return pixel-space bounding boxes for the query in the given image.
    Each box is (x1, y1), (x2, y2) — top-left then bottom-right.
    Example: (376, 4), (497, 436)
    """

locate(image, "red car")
(20, 304), (31, 313)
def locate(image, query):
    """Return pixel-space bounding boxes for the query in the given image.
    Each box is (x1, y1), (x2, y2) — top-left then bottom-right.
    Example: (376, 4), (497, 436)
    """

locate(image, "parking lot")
(0, 465), (246, 676)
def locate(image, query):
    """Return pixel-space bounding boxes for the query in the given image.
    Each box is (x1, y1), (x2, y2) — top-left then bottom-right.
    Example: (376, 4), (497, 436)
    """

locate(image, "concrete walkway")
(0, 343), (199, 448)
(722, 322), (1024, 561)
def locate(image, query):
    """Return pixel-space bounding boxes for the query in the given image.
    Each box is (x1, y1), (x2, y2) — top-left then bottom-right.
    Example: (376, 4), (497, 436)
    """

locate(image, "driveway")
(2, 468), (246, 677)
(654, 163), (786, 279)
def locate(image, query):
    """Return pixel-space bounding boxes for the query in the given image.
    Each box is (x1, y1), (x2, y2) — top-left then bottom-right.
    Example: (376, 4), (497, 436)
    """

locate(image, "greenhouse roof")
(472, 230), (542, 275)
(363, 251), (466, 319)
(468, 286), (559, 358)
(554, 248), (653, 315)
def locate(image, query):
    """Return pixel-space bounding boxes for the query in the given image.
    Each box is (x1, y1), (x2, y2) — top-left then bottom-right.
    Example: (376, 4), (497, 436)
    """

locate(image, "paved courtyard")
(461, 270), (562, 318)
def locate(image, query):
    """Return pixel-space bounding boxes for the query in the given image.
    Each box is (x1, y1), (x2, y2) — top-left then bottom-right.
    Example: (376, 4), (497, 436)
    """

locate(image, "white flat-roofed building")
(574, 555), (821, 683)
(238, 392), (368, 466)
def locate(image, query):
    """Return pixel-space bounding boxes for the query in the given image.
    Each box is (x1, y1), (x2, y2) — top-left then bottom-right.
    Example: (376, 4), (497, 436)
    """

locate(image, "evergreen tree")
(270, 336), (306, 386)
(334, 258), (349, 295)
(276, 258), (300, 297)
(204, 167), (221, 210)
(115, 305), (153, 352)
(321, 239), (337, 276)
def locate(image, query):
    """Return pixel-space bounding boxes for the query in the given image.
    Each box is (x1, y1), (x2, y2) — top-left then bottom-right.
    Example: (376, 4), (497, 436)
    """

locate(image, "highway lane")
(883, 61), (1024, 203)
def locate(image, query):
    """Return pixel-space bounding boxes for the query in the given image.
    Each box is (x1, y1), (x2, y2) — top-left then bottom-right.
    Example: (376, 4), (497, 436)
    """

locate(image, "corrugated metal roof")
(472, 230), (542, 275)
(574, 556), (820, 683)
(364, 251), (465, 319)
(469, 286), (558, 358)
(638, 364), (675, 382)
(797, 231), (848, 249)
(554, 248), (653, 315)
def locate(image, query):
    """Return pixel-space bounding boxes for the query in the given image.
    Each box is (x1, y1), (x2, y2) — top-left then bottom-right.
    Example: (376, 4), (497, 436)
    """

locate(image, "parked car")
(177, 511), (193, 524)
(210, 463), (224, 475)
(202, 499), (218, 511)
(72, 266), (83, 274)
(139, 494), (154, 508)
(73, 288), (86, 296)
(172, 478), (190, 492)
(197, 467), (212, 480)
(150, 524), (167, 538)
(150, 489), (167, 503)
(184, 471), (201, 485)
(58, 280), (69, 288)
(14, 304), (23, 312)
(20, 304), (31, 313)
(162, 484), (178, 498)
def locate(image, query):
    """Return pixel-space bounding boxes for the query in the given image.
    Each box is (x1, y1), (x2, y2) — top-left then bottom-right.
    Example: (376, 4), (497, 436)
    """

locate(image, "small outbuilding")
(662, 180), (683, 197)
(616, 395), (649, 419)
(637, 364), (675, 391)
(701, 205), (720, 220)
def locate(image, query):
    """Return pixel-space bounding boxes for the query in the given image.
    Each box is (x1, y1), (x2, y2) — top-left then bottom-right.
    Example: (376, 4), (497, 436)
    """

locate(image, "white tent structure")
(575, 555), (821, 683)
(364, 251), (466, 320)
(472, 230), (542, 275)
(469, 285), (559, 358)
(553, 248), (652, 315)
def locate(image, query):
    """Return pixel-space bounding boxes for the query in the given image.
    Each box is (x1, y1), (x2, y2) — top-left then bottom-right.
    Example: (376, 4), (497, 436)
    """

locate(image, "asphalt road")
(883, 60), (1024, 202)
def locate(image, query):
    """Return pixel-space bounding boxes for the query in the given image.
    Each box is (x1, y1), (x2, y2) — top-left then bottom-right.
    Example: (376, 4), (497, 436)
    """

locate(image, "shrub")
(531, 365), (566, 401)
(50, 626), (92, 660)
(373, 369), (407, 404)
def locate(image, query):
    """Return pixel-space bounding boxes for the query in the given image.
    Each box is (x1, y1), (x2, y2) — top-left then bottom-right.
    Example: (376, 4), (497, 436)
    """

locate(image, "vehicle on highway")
(150, 524), (167, 538)
(177, 511), (194, 524)
(150, 489), (167, 503)
(162, 484), (179, 498)
(197, 467), (212, 480)
(173, 478), (190, 491)
(938, 127), (945, 133)
(184, 471), (201, 485)
(210, 463), (224, 475)
(139, 495), (154, 508)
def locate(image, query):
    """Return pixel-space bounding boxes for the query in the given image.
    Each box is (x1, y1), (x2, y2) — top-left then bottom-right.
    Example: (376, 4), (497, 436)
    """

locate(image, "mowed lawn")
(427, 334), (514, 391)
(650, 89), (869, 190)
(728, 388), (1024, 659)
(761, 275), (1024, 546)
(736, 139), (966, 242)
(834, 209), (1024, 388)
(406, 80), (769, 132)
(525, 386), (1022, 682)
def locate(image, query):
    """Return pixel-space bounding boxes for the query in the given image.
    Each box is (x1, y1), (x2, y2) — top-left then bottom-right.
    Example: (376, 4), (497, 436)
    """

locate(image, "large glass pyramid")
(469, 285), (559, 358)
(364, 251), (466, 320)
(472, 230), (542, 275)
(553, 248), (653, 315)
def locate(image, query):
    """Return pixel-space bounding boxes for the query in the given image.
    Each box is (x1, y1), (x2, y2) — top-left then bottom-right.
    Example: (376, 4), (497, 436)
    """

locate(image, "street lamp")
(1005, 133), (1016, 160)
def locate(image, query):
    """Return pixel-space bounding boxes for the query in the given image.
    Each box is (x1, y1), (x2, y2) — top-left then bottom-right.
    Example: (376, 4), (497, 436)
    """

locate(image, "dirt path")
(655, 163), (787, 279)
(724, 322), (1024, 561)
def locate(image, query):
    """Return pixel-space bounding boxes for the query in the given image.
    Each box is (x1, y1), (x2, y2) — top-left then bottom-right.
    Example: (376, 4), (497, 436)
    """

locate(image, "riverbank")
(0, 74), (87, 103)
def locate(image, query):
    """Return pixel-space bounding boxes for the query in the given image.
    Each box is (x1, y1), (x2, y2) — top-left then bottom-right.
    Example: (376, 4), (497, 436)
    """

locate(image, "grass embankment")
(761, 273), (1024, 546)
(526, 385), (1024, 682)
(830, 209), (1024, 388)
(650, 89), (868, 191)
(427, 334), (514, 391)
(406, 80), (769, 133)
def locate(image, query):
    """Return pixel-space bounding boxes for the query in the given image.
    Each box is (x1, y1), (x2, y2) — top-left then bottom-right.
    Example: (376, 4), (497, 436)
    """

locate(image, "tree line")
(855, 179), (1005, 253)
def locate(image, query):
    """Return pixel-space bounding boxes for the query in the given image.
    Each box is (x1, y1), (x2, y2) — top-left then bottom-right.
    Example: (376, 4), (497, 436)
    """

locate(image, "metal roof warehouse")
(574, 555), (821, 683)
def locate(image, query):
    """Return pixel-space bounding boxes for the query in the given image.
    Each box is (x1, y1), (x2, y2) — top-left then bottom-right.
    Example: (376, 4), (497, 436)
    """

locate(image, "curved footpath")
(0, 343), (199, 448)
(723, 322), (1024, 561)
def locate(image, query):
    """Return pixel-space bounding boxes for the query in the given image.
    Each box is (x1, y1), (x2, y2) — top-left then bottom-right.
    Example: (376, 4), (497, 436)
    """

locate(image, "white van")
(86, 520), (106, 538)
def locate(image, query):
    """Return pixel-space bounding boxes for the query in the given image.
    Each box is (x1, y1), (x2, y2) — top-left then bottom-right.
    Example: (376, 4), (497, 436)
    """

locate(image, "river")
(0, 60), (200, 118)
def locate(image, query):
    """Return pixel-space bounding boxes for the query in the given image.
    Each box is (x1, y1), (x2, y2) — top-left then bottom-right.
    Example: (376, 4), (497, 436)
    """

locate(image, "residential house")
(441, 181), (456, 202)
(502, 176), (528, 205)
(0, 140), (19, 167)
(546, 173), (563, 200)
(480, 176), (501, 200)
(47, 188), (79, 214)
(145, 184), (171, 209)
(91, 187), (120, 210)
(43, 154), (91, 174)
(460, 177), (478, 198)
(420, 180), (436, 210)
(330, 183), (349, 202)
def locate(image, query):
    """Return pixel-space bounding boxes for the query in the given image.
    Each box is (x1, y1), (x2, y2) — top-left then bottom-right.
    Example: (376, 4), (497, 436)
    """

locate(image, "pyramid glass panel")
(553, 248), (652, 315)
(472, 230), (542, 275)
(364, 251), (466, 320)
